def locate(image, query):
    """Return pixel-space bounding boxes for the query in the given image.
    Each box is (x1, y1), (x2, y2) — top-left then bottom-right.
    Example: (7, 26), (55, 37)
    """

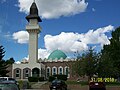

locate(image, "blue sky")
(0, 0), (120, 62)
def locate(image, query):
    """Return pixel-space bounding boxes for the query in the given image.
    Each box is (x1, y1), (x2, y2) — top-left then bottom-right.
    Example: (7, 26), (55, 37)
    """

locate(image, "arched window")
(16, 69), (20, 77)
(46, 67), (51, 78)
(52, 66), (57, 75)
(25, 70), (29, 78)
(14, 68), (21, 79)
(23, 68), (31, 79)
(64, 66), (70, 78)
(58, 66), (63, 75)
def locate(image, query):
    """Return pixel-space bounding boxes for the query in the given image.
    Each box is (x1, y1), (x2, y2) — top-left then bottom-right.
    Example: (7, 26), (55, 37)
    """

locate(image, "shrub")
(17, 80), (30, 89)
(39, 77), (44, 81)
(54, 75), (67, 81)
(48, 75), (67, 82)
(17, 80), (23, 89)
(22, 81), (29, 89)
(49, 76), (55, 82)
(80, 81), (89, 86)
(106, 82), (120, 86)
(28, 77), (39, 82)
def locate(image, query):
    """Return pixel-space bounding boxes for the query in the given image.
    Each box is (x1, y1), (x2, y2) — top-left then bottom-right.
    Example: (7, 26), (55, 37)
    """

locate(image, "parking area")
(19, 81), (120, 90)
(21, 87), (120, 90)
(21, 85), (120, 90)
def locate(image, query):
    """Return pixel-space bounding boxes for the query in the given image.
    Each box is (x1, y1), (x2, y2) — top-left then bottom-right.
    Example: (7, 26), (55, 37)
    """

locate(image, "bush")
(17, 80), (30, 89)
(49, 76), (55, 82)
(49, 75), (68, 82)
(17, 80), (23, 89)
(106, 82), (120, 86)
(22, 81), (29, 89)
(39, 77), (44, 81)
(54, 75), (67, 81)
(80, 81), (89, 86)
(28, 77), (39, 82)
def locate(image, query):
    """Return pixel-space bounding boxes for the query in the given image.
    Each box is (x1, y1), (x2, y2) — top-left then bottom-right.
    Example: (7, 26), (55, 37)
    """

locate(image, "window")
(53, 68), (56, 75)
(52, 67), (57, 75)
(25, 70), (29, 78)
(16, 69), (20, 78)
(58, 66), (63, 75)
(46, 67), (51, 78)
(64, 67), (70, 78)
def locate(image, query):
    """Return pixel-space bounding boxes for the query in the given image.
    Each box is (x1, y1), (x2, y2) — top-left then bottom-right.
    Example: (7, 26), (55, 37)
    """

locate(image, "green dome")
(48, 50), (67, 60)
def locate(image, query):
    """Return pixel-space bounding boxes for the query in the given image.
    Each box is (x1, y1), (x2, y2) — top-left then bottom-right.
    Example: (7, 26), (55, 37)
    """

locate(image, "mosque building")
(11, 1), (87, 81)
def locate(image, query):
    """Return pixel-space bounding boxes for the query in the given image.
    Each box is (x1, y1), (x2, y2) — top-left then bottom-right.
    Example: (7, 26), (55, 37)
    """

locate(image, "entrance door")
(32, 68), (40, 77)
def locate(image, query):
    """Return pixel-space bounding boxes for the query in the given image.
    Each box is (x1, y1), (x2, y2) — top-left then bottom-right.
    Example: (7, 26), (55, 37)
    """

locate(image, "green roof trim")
(48, 50), (67, 60)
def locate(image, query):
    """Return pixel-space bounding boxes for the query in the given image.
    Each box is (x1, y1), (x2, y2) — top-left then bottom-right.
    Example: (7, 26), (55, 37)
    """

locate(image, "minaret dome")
(26, 2), (42, 22)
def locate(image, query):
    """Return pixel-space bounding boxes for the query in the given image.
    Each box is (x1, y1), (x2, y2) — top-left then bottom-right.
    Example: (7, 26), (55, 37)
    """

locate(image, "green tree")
(72, 51), (85, 77)
(0, 45), (9, 76)
(84, 48), (99, 80)
(6, 57), (15, 64)
(97, 52), (117, 77)
(72, 48), (99, 80)
(72, 57), (86, 77)
(99, 27), (120, 78)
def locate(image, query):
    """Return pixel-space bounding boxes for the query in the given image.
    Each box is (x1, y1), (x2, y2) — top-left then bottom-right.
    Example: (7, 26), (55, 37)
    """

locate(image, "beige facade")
(12, 62), (45, 80)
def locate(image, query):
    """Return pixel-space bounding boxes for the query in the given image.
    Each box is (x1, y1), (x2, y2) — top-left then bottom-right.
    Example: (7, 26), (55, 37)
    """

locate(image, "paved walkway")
(30, 81), (47, 89)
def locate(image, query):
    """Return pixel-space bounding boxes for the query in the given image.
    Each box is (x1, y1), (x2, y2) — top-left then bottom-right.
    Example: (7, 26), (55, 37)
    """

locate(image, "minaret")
(26, 2), (42, 64)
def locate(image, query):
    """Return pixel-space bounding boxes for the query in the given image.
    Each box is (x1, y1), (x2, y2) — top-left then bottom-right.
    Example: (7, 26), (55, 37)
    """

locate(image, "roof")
(26, 2), (42, 22)
(48, 50), (67, 60)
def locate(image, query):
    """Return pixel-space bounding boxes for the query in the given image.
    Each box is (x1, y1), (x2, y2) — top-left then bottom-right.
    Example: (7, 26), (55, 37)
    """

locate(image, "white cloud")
(44, 25), (114, 53)
(15, 61), (21, 64)
(21, 49), (50, 61)
(44, 32), (88, 53)
(12, 31), (29, 44)
(38, 48), (50, 59)
(13, 25), (114, 60)
(18, 0), (88, 19)
(81, 25), (114, 45)
(23, 56), (29, 60)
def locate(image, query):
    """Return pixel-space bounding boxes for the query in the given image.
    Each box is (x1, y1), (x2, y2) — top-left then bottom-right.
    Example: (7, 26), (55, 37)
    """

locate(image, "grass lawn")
(41, 81), (120, 90)
(17, 80), (120, 89)
(66, 80), (120, 86)
(66, 81), (88, 86)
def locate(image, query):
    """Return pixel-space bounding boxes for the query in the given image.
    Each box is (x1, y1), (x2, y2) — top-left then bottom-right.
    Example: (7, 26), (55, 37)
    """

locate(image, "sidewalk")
(31, 81), (48, 89)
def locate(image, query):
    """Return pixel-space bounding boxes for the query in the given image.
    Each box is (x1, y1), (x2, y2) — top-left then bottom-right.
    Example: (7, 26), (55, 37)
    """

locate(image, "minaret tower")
(26, 1), (42, 64)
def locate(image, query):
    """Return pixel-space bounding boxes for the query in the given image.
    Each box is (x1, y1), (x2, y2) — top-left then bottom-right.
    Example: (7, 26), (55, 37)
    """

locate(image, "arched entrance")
(32, 68), (40, 77)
